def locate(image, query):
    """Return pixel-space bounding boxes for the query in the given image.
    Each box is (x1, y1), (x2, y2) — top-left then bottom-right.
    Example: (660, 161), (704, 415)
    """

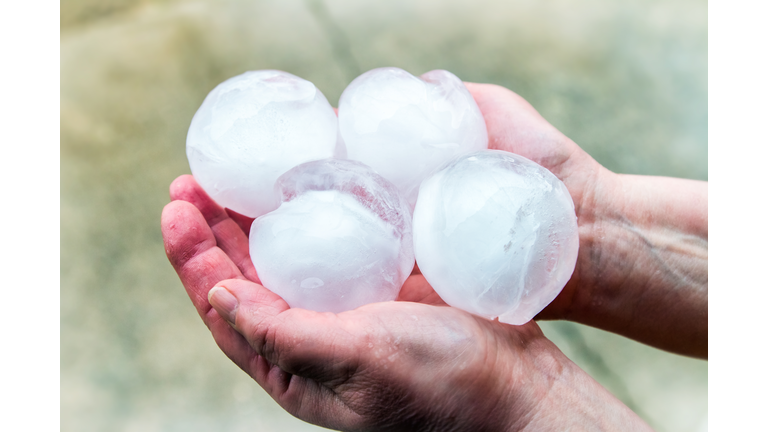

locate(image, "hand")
(464, 83), (708, 359)
(161, 81), (706, 430)
(162, 176), (651, 431)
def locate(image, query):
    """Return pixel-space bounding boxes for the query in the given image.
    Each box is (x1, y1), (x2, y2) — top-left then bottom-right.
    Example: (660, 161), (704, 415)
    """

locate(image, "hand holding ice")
(186, 70), (338, 217)
(249, 159), (415, 313)
(339, 67), (488, 208)
(412, 150), (579, 325)
(186, 68), (574, 320)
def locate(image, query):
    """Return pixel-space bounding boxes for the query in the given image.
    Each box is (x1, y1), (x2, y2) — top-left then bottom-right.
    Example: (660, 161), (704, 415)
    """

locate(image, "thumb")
(464, 82), (581, 178)
(208, 279), (362, 386)
(207, 281), (366, 430)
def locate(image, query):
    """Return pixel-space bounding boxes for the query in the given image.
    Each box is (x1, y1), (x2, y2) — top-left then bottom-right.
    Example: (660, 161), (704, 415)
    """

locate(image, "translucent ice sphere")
(412, 150), (579, 325)
(186, 70), (339, 218)
(249, 159), (415, 313)
(338, 67), (488, 209)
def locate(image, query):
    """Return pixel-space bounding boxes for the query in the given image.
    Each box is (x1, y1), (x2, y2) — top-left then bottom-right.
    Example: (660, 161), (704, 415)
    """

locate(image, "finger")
(210, 280), (361, 384)
(225, 208), (255, 237)
(410, 262), (421, 275)
(161, 206), (348, 424)
(170, 175), (260, 283)
(208, 279), (365, 427)
(207, 278), (289, 384)
(465, 82), (603, 219)
(464, 82), (579, 178)
(161, 199), (245, 320)
(397, 274), (448, 306)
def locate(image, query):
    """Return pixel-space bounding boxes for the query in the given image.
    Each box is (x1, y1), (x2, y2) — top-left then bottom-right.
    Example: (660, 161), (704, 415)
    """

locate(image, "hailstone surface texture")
(250, 159), (415, 313)
(187, 70), (338, 217)
(338, 67), (488, 208)
(412, 150), (579, 325)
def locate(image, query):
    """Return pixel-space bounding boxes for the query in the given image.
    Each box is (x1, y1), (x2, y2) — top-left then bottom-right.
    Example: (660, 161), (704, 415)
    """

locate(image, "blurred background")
(61, 0), (707, 431)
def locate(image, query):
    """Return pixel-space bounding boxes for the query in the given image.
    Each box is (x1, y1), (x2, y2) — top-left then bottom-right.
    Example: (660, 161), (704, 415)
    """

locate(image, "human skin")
(426, 83), (708, 359)
(161, 83), (706, 430)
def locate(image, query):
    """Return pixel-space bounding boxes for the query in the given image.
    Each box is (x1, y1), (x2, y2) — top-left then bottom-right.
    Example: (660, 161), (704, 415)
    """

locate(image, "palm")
(163, 174), (556, 430)
(161, 83), (607, 429)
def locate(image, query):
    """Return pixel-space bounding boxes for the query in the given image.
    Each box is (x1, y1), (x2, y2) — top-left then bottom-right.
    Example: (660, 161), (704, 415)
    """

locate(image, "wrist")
(497, 332), (653, 432)
(536, 163), (617, 322)
(547, 171), (708, 357)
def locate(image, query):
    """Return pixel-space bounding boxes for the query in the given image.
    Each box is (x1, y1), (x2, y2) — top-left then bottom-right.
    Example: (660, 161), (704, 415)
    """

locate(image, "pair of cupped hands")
(162, 83), (707, 431)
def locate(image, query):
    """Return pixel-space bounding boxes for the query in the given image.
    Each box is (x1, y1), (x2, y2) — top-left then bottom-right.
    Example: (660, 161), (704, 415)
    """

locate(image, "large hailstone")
(412, 150), (579, 325)
(187, 70), (339, 218)
(249, 159), (415, 313)
(338, 67), (488, 208)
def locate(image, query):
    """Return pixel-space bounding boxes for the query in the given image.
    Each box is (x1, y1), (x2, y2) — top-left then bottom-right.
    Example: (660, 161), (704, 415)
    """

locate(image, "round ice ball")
(412, 150), (579, 325)
(338, 67), (488, 209)
(249, 159), (415, 313)
(186, 70), (339, 218)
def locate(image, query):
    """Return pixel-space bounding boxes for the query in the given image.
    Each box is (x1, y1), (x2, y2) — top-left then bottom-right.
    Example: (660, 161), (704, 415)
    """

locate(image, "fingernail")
(208, 286), (238, 325)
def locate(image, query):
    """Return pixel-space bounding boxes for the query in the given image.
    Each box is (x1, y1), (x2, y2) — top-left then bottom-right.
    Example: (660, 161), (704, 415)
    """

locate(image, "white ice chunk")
(412, 150), (579, 325)
(338, 67), (488, 209)
(250, 159), (415, 313)
(186, 70), (339, 217)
